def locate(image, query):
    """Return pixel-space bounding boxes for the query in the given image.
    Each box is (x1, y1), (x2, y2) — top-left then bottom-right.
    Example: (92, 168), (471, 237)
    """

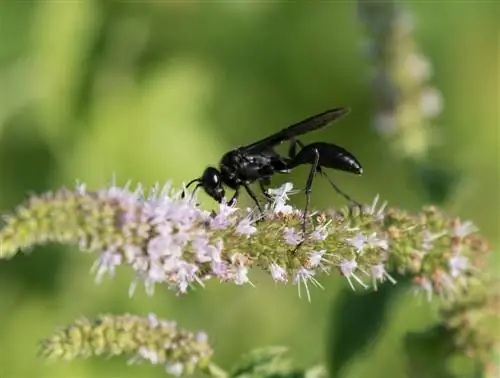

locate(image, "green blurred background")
(0, 1), (498, 378)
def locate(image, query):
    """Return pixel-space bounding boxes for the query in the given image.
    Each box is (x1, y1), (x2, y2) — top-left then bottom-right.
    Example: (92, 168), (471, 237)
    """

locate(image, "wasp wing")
(242, 107), (350, 152)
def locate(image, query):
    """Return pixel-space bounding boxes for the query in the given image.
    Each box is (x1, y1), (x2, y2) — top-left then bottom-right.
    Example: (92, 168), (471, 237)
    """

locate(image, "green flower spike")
(39, 313), (213, 376)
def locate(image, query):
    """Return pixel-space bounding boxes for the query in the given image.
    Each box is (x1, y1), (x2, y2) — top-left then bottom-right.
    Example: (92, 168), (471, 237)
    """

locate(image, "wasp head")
(199, 167), (225, 203)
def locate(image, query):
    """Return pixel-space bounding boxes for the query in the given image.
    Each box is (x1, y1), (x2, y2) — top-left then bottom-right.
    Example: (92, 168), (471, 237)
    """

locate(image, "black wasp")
(183, 107), (363, 232)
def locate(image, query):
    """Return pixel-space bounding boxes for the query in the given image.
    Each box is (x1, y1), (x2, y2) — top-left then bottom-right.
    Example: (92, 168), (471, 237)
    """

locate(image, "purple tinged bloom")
(283, 227), (303, 245)
(346, 233), (367, 254)
(308, 250), (331, 274)
(293, 267), (323, 302)
(210, 260), (228, 278)
(211, 203), (238, 229)
(268, 182), (298, 214)
(436, 271), (458, 300)
(233, 265), (250, 285)
(91, 249), (122, 283)
(415, 276), (434, 302)
(193, 237), (223, 264)
(273, 200), (294, 215)
(195, 332), (208, 343)
(235, 217), (257, 236)
(370, 263), (397, 290)
(449, 254), (469, 278)
(139, 346), (160, 364)
(269, 263), (288, 283)
(175, 261), (202, 293)
(311, 223), (330, 241)
(453, 220), (477, 238)
(421, 230), (447, 252)
(339, 259), (368, 291)
(165, 362), (184, 376)
(267, 182), (295, 202)
(147, 313), (160, 328)
(365, 194), (387, 221)
(346, 232), (387, 255)
(366, 232), (389, 250)
(229, 253), (252, 286)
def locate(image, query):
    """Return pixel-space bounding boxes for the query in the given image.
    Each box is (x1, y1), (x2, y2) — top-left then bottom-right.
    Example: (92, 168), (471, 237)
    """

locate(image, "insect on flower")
(183, 108), (363, 233)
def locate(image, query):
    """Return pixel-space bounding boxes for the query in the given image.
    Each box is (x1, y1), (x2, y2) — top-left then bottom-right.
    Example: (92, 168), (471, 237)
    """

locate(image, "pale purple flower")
(269, 263), (288, 283)
(192, 236), (211, 262)
(235, 217), (257, 236)
(453, 220), (477, 238)
(421, 230), (447, 252)
(293, 267), (323, 302)
(346, 232), (387, 255)
(138, 346), (160, 364)
(210, 203), (237, 229)
(346, 233), (367, 254)
(307, 250), (331, 274)
(273, 200), (294, 215)
(365, 232), (389, 250)
(210, 260), (228, 278)
(165, 362), (184, 376)
(75, 180), (87, 194)
(415, 276), (433, 302)
(147, 313), (160, 328)
(147, 235), (172, 259)
(370, 263), (397, 290)
(268, 182), (299, 214)
(175, 261), (201, 293)
(283, 227), (303, 245)
(148, 260), (167, 283)
(233, 265), (250, 285)
(339, 259), (368, 290)
(449, 254), (469, 278)
(311, 223), (329, 241)
(229, 253), (252, 286)
(91, 249), (122, 283)
(431, 271), (458, 301)
(193, 237), (223, 264)
(267, 182), (295, 202)
(196, 332), (208, 343)
(365, 195), (387, 221)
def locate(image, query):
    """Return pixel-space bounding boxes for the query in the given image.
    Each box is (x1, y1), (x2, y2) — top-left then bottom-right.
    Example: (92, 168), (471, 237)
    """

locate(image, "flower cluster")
(440, 282), (500, 368)
(39, 313), (213, 376)
(357, 1), (443, 160)
(0, 181), (490, 303)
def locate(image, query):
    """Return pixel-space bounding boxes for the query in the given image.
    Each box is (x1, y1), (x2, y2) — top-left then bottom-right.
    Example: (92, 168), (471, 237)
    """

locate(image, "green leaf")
(230, 346), (291, 378)
(404, 325), (457, 378)
(327, 277), (406, 377)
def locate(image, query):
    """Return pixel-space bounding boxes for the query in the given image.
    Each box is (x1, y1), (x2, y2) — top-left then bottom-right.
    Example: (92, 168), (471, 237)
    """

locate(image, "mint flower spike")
(39, 313), (214, 376)
(0, 181), (491, 302)
(357, 1), (443, 160)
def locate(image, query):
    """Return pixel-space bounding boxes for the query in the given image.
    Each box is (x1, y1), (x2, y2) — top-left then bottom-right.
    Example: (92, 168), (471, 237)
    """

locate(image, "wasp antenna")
(186, 178), (201, 189)
(192, 183), (202, 195)
(321, 171), (361, 207)
(182, 178), (201, 199)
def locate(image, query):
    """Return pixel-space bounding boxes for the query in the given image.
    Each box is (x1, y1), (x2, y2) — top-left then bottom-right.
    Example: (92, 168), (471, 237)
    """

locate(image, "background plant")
(0, 2), (498, 378)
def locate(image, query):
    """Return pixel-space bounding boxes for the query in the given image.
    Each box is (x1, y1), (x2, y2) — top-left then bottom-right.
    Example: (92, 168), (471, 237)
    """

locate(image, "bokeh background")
(0, 1), (498, 378)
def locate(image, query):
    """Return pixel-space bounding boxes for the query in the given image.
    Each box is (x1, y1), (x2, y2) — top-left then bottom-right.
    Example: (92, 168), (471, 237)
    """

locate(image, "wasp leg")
(243, 184), (264, 215)
(302, 148), (320, 234)
(319, 168), (361, 208)
(227, 188), (240, 206)
(258, 177), (273, 200)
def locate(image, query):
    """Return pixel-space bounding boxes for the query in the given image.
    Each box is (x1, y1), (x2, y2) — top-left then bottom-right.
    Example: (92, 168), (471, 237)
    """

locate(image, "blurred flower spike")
(39, 314), (213, 376)
(0, 181), (491, 302)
